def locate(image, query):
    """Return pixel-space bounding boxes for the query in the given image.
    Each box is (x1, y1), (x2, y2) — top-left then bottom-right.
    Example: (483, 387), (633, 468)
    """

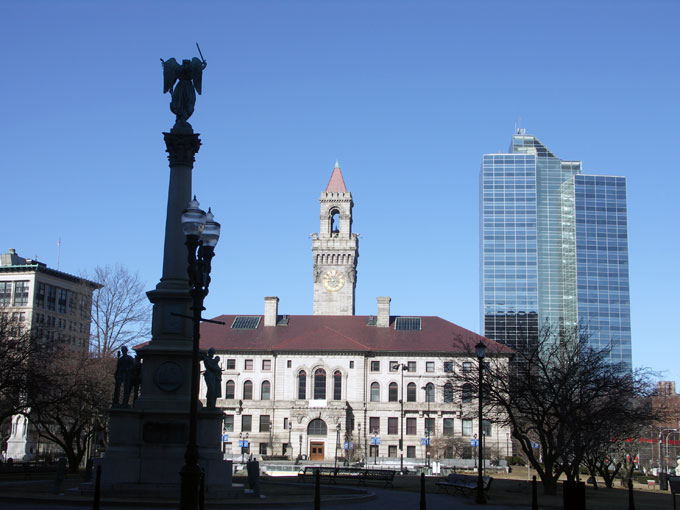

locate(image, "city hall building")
(199, 163), (512, 464)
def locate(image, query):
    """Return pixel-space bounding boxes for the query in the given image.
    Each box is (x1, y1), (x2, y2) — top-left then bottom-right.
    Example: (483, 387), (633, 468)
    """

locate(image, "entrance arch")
(307, 418), (327, 461)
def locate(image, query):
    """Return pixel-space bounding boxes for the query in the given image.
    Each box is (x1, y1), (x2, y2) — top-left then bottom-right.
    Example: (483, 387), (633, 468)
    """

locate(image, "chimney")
(264, 296), (279, 327)
(377, 297), (391, 328)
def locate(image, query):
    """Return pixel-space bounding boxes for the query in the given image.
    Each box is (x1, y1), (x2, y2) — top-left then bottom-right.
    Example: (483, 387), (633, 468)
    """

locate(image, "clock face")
(322, 269), (345, 292)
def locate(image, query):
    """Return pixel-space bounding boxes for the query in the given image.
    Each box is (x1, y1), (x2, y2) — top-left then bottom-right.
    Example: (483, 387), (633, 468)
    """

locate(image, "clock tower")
(312, 161), (359, 315)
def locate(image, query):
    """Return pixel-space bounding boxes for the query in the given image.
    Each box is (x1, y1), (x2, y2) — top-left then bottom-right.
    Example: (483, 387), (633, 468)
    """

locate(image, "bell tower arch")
(312, 161), (359, 315)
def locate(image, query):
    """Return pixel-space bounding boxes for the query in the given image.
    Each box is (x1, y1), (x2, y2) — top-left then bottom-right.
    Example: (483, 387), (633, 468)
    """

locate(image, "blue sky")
(3, 1), (679, 382)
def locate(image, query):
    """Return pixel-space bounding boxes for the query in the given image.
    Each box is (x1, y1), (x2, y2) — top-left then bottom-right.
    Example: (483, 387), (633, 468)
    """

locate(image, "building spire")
(325, 161), (347, 192)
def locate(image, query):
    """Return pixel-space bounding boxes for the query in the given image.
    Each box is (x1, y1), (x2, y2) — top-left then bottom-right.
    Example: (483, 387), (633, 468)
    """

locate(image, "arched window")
(261, 380), (271, 400)
(333, 371), (342, 400)
(225, 380), (235, 399)
(407, 382), (416, 402)
(388, 382), (399, 402)
(307, 418), (327, 436)
(444, 382), (454, 403)
(243, 380), (253, 400)
(370, 382), (380, 402)
(314, 368), (326, 400)
(298, 371), (306, 400)
(462, 383), (473, 403)
(424, 383), (434, 403)
(330, 209), (340, 233)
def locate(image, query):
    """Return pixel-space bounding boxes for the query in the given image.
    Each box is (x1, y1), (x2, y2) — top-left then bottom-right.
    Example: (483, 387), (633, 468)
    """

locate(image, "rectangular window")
(388, 445), (397, 458)
(242, 415), (252, 432)
(407, 446), (416, 458)
(463, 362), (472, 374)
(224, 415), (234, 432)
(0, 282), (12, 307)
(226, 359), (235, 370)
(58, 289), (68, 313)
(443, 418), (454, 436)
(262, 359), (271, 371)
(283, 417), (288, 430)
(369, 417), (380, 434)
(68, 292), (76, 315)
(406, 418), (416, 435)
(259, 443), (268, 455)
(482, 420), (492, 437)
(444, 361), (453, 373)
(426, 361), (434, 373)
(259, 415), (270, 432)
(370, 360), (380, 372)
(80, 295), (89, 318)
(244, 359), (253, 370)
(287, 360), (292, 368)
(13, 281), (29, 306)
(425, 418), (435, 435)
(36, 283), (46, 308)
(407, 361), (416, 372)
(47, 286), (56, 311)
(462, 419), (472, 436)
(388, 417), (398, 435)
(389, 361), (399, 372)
(349, 361), (354, 369)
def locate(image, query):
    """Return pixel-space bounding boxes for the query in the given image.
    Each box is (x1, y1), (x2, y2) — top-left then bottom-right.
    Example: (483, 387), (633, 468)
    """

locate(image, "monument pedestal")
(99, 407), (233, 494)
(97, 124), (234, 498)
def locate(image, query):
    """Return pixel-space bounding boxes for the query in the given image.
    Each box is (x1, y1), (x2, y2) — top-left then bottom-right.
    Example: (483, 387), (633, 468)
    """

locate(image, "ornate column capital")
(163, 132), (202, 167)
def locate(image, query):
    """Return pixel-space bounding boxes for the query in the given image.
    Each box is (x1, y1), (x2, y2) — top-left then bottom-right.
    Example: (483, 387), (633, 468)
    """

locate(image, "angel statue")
(161, 50), (207, 132)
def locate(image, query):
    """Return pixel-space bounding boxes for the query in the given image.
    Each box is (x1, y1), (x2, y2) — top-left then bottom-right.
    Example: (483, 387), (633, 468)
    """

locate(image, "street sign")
(222, 434), (229, 442)
(531, 441), (539, 449)
(371, 437), (381, 445)
(344, 441), (354, 450)
(238, 440), (249, 448)
(422, 438), (431, 446)
(470, 439), (479, 447)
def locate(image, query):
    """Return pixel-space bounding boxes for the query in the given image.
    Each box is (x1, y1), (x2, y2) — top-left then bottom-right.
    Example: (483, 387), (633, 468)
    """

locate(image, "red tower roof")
(325, 161), (348, 192)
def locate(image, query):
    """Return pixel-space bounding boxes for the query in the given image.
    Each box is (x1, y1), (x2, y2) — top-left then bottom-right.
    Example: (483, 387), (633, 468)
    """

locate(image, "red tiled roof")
(325, 167), (347, 193)
(200, 315), (514, 355)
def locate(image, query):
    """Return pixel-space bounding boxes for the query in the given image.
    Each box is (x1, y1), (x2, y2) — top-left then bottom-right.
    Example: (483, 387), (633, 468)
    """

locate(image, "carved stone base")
(98, 407), (231, 491)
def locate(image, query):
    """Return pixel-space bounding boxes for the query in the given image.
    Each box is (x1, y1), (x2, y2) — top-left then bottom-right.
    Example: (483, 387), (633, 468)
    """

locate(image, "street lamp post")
(335, 422), (341, 468)
(422, 385), (431, 468)
(178, 197), (221, 510)
(298, 434), (303, 462)
(659, 428), (678, 475)
(373, 432), (378, 465)
(357, 423), (361, 462)
(506, 432), (510, 458)
(475, 341), (487, 505)
(239, 432), (249, 463)
(288, 422), (292, 460)
(399, 363), (408, 473)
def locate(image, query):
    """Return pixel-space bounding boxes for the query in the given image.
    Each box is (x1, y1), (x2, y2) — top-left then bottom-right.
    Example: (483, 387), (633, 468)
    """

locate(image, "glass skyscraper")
(480, 132), (631, 367)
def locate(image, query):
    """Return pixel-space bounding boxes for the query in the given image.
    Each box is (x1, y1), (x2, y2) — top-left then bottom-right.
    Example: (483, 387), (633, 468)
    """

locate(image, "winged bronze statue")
(161, 56), (207, 132)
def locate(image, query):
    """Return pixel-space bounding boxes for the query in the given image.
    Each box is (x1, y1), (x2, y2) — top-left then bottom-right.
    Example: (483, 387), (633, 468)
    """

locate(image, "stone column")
(159, 131), (201, 288)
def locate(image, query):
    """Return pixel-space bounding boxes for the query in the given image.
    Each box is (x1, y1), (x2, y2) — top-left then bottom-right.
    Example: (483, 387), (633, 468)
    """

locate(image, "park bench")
(297, 466), (396, 488)
(436, 473), (493, 496)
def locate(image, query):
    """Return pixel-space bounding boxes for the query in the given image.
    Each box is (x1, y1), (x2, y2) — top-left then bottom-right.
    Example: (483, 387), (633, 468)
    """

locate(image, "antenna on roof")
(57, 236), (61, 270)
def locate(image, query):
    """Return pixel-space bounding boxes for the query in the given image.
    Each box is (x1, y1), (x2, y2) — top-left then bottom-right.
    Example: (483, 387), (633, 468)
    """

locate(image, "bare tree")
(88, 265), (150, 357)
(29, 349), (114, 472)
(0, 316), (57, 424)
(450, 325), (660, 495)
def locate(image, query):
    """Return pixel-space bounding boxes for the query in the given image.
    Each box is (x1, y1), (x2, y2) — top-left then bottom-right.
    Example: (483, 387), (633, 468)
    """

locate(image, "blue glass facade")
(480, 133), (632, 366)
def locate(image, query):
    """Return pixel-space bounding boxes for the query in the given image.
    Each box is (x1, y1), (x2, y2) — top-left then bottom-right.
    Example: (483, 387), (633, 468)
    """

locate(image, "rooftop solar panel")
(231, 316), (261, 329)
(395, 317), (422, 331)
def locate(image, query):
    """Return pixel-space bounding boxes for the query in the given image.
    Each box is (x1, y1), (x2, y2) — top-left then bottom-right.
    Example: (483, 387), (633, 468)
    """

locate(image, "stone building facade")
(198, 164), (513, 465)
(0, 248), (99, 461)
